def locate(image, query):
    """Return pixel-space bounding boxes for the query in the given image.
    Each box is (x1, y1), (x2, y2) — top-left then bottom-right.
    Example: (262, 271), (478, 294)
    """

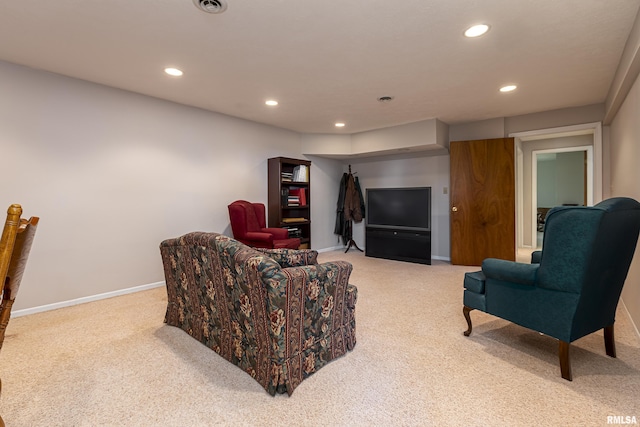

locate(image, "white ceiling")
(1, 0), (639, 134)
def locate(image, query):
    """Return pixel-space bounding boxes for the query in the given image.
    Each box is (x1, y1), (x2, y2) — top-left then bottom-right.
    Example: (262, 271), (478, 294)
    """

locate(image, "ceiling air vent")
(193, 0), (227, 14)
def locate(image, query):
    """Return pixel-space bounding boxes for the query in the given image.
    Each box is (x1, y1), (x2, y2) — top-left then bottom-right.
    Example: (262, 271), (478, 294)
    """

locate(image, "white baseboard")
(12, 281), (165, 318)
(620, 299), (640, 341)
(317, 245), (451, 262)
(317, 245), (347, 253)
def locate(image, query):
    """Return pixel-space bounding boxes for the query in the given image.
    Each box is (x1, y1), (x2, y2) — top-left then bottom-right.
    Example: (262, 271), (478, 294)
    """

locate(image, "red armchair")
(228, 200), (300, 249)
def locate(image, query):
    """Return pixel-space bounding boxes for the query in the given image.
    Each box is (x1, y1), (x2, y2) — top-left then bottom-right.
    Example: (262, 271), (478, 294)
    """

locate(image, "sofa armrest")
(260, 260), (354, 360)
(244, 231), (274, 243)
(256, 248), (318, 267)
(482, 258), (538, 286)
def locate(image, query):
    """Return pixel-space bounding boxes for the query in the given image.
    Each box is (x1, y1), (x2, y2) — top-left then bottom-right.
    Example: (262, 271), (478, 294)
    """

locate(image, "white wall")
(302, 119), (449, 158)
(537, 152), (586, 206)
(449, 117), (506, 141)
(351, 119), (445, 154)
(306, 155), (345, 250)
(609, 70), (640, 332)
(505, 104), (605, 135)
(0, 60), (342, 311)
(555, 151), (586, 205)
(537, 158), (558, 207)
(301, 134), (352, 157)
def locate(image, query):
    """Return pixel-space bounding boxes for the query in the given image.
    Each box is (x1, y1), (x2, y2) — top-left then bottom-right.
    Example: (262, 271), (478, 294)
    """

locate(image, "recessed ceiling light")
(265, 100), (278, 106)
(335, 122), (346, 128)
(464, 24), (490, 38)
(164, 68), (183, 77)
(500, 85), (517, 92)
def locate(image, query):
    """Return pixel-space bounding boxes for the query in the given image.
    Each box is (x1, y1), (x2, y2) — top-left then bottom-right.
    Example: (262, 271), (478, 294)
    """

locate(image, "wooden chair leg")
(463, 306), (474, 336)
(604, 324), (616, 358)
(559, 340), (572, 381)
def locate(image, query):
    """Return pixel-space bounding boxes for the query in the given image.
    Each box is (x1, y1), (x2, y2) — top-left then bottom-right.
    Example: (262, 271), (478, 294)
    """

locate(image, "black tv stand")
(365, 227), (431, 265)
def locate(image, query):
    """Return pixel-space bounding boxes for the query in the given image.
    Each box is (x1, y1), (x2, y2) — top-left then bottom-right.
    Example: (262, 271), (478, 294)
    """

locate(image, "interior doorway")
(533, 146), (592, 248)
(511, 122), (602, 259)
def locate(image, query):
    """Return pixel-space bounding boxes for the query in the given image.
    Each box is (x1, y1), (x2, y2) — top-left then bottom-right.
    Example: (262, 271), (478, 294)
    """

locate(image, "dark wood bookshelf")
(268, 157), (312, 248)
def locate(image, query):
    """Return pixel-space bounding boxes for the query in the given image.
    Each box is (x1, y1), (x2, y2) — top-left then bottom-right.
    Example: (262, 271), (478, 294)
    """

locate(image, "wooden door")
(450, 138), (515, 265)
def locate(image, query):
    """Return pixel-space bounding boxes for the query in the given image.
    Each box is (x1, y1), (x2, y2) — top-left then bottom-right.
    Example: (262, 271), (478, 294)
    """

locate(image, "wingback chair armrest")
(482, 258), (539, 286)
(256, 248), (318, 267)
(531, 251), (542, 264)
(244, 231), (275, 243)
(263, 227), (290, 240)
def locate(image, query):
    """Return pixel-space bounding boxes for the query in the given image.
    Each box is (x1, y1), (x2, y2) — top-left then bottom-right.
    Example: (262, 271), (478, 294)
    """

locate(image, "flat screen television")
(366, 187), (431, 231)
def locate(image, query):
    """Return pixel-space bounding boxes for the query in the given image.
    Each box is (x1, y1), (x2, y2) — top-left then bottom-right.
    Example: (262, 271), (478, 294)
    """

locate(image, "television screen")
(366, 187), (431, 230)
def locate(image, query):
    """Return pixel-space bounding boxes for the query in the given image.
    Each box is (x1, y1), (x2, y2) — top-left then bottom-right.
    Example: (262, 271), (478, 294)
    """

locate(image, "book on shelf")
(292, 165), (308, 182)
(288, 188), (306, 206)
(282, 217), (307, 223)
(285, 227), (302, 238)
(281, 172), (293, 182)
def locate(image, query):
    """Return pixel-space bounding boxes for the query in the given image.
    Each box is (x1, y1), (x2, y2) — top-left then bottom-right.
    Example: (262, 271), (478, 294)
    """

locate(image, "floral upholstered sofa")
(160, 232), (357, 395)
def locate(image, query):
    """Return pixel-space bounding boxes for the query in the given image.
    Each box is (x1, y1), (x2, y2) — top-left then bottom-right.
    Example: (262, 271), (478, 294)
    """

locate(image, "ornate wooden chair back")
(0, 204), (39, 427)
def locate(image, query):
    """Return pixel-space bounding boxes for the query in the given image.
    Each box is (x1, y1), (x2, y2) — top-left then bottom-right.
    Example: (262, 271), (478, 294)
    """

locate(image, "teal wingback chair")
(462, 197), (640, 381)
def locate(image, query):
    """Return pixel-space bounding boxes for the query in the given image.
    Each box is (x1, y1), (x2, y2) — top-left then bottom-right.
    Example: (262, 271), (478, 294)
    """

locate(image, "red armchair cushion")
(228, 200), (300, 249)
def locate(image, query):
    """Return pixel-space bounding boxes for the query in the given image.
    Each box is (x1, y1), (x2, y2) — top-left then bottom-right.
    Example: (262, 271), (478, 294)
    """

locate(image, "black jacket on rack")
(335, 172), (365, 245)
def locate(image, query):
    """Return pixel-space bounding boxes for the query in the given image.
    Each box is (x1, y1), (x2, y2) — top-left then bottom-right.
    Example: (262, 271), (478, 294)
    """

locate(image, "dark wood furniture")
(268, 157), (312, 248)
(0, 204), (39, 427)
(365, 228), (431, 265)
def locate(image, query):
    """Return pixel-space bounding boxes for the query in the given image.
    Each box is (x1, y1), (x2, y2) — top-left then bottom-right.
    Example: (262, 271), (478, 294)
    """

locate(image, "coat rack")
(344, 224), (363, 253)
(344, 165), (364, 253)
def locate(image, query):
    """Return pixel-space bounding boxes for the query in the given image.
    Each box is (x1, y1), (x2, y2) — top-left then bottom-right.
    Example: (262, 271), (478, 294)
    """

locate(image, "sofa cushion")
(256, 248), (318, 267)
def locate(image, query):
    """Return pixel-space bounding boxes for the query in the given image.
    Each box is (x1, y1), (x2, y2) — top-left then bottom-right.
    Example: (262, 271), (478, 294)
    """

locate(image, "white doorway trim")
(531, 145), (593, 247)
(510, 121), (602, 248)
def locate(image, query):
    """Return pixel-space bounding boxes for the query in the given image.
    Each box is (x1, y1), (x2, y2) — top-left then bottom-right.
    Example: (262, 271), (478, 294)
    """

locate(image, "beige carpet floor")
(1, 251), (639, 426)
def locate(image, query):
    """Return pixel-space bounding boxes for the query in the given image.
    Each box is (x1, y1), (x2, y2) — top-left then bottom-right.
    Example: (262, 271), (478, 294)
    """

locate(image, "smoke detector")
(193, 0), (227, 14)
